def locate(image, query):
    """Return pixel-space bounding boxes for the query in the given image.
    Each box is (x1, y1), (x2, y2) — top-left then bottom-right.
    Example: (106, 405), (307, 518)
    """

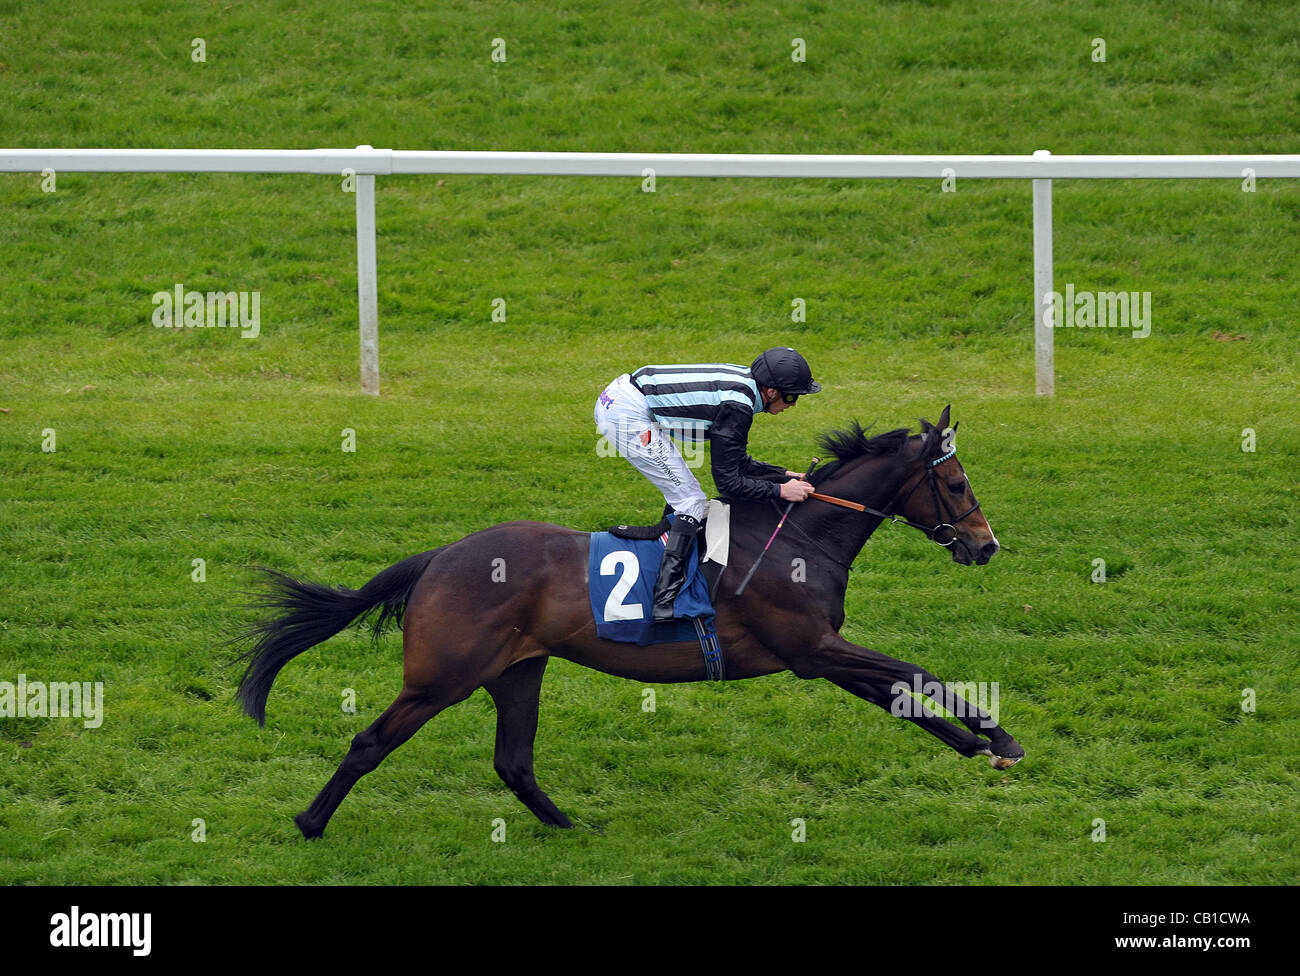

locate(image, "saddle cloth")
(588, 510), (724, 646)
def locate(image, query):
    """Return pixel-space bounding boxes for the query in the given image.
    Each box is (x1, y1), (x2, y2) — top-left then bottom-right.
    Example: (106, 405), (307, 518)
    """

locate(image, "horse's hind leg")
(294, 684), (470, 839)
(484, 656), (574, 829)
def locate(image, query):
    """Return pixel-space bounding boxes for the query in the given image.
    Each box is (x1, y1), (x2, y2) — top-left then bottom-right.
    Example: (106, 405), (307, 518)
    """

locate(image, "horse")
(235, 405), (1024, 838)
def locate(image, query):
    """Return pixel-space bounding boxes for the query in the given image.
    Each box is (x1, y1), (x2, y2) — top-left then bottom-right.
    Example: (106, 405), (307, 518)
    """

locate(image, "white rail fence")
(5, 147), (1299, 396)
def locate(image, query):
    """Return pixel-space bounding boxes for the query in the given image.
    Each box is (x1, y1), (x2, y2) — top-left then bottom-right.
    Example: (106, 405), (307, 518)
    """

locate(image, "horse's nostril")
(980, 542), (1000, 560)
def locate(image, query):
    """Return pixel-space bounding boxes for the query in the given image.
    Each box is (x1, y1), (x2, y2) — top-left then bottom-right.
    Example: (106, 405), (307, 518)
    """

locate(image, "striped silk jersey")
(629, 363), (763, 437)
(627, 361), (786, 503)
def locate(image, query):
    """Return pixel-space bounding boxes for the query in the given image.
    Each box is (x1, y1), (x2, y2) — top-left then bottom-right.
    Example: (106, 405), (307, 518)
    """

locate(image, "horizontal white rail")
(4, 147), (1297, 396)
(0, 148), (389, 174)
(3, 148), (1300, 179)
(389, 152), (1300, 179)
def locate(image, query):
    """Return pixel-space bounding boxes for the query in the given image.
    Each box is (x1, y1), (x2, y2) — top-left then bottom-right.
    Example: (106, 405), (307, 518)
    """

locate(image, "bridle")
(779, 447), (983, 569)
(883, 447), (984, 548)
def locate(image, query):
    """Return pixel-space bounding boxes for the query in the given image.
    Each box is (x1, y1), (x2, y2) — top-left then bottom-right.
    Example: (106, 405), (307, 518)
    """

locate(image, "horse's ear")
(937, 405), (951, 432)
(918, 418), (936, 455)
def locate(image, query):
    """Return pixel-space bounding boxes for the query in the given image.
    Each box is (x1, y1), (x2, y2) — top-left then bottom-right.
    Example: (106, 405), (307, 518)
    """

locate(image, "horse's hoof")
(976, 748), (1024, 770)
(295, 813), (325, 840)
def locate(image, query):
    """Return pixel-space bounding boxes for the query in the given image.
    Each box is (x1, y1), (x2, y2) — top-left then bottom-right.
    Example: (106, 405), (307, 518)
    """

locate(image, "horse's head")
(895, 405), (1000, 565)
(812, 407), (1000, 567)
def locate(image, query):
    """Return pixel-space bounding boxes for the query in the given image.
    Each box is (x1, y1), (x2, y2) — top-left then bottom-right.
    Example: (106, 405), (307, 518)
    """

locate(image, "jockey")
(594, 347), (821, 621)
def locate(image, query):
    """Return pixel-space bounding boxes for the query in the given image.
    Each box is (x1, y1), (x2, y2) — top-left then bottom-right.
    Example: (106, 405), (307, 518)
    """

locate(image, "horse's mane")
(810, 422), (913, 486)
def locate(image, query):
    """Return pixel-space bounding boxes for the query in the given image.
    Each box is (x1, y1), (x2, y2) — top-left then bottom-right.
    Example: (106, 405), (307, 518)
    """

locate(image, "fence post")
(355, 145), (380, 396)
(1033, 148), (1054, 397)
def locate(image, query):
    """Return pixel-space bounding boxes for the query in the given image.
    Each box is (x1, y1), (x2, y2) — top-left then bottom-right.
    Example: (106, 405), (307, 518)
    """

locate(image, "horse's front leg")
(808, 632), (1026, 769)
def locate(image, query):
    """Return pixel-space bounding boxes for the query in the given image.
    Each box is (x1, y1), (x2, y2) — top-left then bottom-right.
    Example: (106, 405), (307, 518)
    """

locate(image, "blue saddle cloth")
(588, 515), (717, 646)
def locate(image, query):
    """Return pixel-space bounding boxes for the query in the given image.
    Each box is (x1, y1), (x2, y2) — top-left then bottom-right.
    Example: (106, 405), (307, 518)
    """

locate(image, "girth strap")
(693, 617), (725, 681)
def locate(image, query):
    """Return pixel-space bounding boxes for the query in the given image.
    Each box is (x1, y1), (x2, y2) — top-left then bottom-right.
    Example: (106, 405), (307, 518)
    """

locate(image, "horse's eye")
(948, 481), (965, 494)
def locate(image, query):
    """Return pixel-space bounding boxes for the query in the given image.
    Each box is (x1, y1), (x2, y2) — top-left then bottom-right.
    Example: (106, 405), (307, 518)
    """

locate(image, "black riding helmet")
(750, 347), (822, 396)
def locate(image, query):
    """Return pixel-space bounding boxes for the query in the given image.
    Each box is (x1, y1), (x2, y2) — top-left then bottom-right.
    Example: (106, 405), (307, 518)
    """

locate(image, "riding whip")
(734, 458), (818, 596)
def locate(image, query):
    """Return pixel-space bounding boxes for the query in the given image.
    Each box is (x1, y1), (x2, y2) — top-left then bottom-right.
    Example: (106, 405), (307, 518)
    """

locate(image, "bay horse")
(235, 405), (1024, 838)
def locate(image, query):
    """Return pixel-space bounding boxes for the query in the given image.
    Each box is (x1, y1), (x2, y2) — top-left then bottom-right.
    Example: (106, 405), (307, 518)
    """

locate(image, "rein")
(782, 448), (982, 567)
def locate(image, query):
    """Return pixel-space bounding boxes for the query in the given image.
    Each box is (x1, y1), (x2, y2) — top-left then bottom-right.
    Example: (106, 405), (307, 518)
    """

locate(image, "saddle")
(608, 503), (674, 541)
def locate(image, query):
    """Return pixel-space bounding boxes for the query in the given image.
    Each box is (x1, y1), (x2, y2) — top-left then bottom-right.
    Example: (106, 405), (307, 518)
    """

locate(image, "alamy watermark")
(0, 674), (103, 729)
(50, 906), (150, 956)
(151, 284), (260, 338)
(890, 676), (999, 728)
(1042, 283), (1151, 338)
(596, 415), (708, 468)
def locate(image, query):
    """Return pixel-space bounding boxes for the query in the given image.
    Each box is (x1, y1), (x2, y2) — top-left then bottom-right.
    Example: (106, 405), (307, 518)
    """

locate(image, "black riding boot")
(652, 514), (701, 622)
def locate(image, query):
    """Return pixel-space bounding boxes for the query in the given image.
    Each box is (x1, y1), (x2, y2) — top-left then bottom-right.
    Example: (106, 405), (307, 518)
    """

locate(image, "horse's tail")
(234, 548), (443, 726)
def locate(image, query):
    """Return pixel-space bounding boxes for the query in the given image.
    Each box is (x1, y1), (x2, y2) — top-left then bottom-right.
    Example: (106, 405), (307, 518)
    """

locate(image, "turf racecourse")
(1, 0), (1298, 885)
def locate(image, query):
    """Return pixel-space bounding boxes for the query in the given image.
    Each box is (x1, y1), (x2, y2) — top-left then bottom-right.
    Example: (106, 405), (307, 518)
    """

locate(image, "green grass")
(1, 0), (1298, 884)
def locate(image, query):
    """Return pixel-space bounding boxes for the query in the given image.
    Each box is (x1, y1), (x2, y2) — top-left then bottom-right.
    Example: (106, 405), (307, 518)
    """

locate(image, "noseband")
(885, 448), (983, 547)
